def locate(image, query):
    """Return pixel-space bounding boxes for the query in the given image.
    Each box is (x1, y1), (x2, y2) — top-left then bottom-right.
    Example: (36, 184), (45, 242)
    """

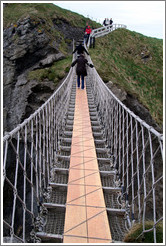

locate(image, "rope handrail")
(3, 66), (73, 142)
(86, 53), (163, 243)
(3, 41), (76, 243)
(92, 66), (162, 140)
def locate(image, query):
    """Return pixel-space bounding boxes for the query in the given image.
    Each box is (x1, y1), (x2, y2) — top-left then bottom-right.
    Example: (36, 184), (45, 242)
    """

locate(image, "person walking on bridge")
(72, 42), (89, 56)
(71, 54), (94, 90)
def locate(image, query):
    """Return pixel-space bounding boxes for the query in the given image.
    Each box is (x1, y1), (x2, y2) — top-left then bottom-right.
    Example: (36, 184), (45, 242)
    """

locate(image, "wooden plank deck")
(63, 82), (112, 243)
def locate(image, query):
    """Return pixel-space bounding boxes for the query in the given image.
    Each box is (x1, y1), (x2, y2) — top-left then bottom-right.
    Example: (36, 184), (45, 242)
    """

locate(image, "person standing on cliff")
(103, 18), (106, 26)
(85, 25), (92, 45)
(110, 18), (113, 27)
(84, 22), (89, 33)
(103, 18), (110, 26)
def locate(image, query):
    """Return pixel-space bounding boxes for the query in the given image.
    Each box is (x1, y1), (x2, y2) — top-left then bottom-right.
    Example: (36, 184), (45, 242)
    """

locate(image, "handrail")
(3, 41), (76, 243)
(91, 23), (127, 37)
(85, 53), (163, 243)
(87, 23), (127, 47)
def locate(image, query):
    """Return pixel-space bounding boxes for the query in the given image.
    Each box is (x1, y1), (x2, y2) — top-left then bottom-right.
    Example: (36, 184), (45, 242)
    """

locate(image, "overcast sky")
(54, 1), (165, 39)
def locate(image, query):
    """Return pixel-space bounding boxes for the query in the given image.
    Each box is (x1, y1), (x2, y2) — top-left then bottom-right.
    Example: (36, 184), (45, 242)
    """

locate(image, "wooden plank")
(63, 81), (112, 243)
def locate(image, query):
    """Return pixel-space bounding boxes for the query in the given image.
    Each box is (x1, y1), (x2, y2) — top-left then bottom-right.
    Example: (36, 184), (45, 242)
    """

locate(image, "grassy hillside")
(3, 3), (100, 29)
(89, 29), (163, 127)
(27, 55), (72, 84)
(3, 3), (101, 88)
(3, 4), (163, 127)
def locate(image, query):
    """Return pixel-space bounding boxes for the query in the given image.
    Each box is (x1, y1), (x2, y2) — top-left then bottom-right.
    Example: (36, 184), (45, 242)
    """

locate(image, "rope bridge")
(3, 25), (163, 244)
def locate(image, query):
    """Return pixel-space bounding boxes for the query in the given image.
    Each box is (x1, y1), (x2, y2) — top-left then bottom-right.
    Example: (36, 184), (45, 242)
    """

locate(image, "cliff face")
(3, 4), (162, 134)
(3, 17), (84, 132)
(89, 28), (163, 131)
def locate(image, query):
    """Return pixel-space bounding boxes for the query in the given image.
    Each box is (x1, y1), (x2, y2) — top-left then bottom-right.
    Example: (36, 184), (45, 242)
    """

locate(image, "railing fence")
(87, 23), (127, 47)
(86, 54), (163, 243)
(3, 56), (75, 243)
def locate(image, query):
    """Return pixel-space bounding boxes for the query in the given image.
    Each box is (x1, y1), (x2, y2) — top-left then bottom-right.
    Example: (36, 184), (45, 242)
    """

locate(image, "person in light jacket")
(71, 54), (94, 90)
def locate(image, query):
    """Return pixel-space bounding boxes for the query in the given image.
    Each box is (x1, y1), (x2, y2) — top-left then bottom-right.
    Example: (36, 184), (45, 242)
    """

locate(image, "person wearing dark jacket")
(71, 54), (94, 89)
(110, 18), (113, 27)
(72, 43), (89, 56)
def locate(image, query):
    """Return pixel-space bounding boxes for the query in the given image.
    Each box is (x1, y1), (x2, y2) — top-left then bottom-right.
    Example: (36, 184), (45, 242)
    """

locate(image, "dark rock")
(106, 81), (161, 132)
(106, 81), (127, 101)
(3, 3), (9, 8)
(38, 53), (65, 68)
(4, 26), (15, 38)
(123, 93), (161, 132)
(3, 16), (85, 133)
(53, 18), (84, 42)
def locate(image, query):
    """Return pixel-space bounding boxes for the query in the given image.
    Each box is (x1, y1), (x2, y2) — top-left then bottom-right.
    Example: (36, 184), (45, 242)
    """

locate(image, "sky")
(53, 1), (165, 39)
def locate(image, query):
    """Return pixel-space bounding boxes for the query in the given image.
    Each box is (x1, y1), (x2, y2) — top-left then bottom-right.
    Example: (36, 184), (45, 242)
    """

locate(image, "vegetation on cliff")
(3, 3), (100, 29)
(123, 221), (163, 243)
(3, 3), (163, 129)
(3, 3), (99, 54)
(89, 29), (163, 127)
(3, 3), (100, 87)
(27, 55), (72, 84)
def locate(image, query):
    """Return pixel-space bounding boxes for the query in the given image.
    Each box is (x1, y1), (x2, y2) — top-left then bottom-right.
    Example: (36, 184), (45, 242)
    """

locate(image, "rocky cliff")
(3, 4), (162, 134)
(3, 15), (85, 132)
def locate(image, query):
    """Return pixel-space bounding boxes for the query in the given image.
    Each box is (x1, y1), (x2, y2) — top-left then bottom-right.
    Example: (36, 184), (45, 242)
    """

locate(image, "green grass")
(3, 3), (100, 86)
(3, 3), (101, 29)
(27, 55), (72, 85)
(89, 29), (163, 127)
(123, 221), (163, 243)
(3, 3), (101, 62)
(4, 4), (163, 127)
